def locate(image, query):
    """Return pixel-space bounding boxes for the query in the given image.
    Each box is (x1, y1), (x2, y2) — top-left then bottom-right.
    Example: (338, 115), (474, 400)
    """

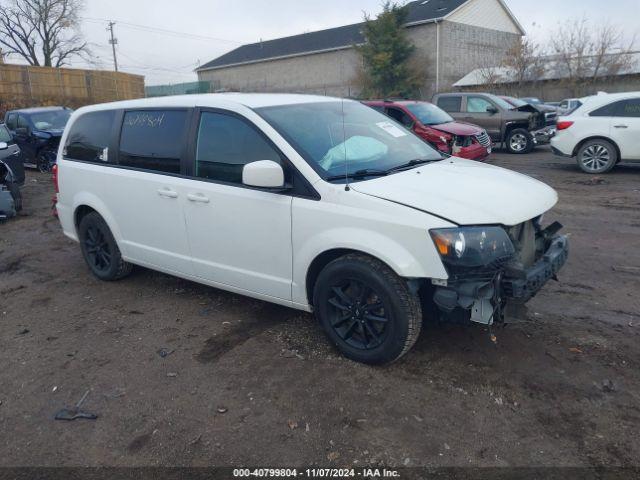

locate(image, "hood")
(350, 158), (557, 226)
(430, 121), (482, 136)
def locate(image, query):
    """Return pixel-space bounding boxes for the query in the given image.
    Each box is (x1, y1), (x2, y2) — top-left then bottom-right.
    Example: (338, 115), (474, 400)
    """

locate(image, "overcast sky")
(64, 0), (639, 85)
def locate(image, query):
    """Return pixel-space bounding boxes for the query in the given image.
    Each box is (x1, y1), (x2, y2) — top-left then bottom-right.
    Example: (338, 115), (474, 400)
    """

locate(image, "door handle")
(187, 193), (210, 204)
(157, 188), (178, 199)
(613, 125), (628, 129)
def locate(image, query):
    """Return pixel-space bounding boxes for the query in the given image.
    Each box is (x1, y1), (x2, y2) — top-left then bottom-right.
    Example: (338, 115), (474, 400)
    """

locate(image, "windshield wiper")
(385, 158), (440, 173)
(326, 169), (389, 182)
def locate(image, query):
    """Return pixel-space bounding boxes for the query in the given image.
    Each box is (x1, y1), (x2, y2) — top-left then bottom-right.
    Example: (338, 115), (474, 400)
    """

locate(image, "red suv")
(363, 100), (491, 161)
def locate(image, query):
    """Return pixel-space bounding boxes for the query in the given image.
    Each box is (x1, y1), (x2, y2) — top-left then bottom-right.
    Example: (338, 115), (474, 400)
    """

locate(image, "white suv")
(55, 94), (568, 364)
(551, 92), (640, 173)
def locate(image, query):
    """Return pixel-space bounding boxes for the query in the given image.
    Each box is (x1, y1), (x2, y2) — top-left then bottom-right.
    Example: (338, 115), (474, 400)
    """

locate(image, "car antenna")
(342, 97), (350, 191)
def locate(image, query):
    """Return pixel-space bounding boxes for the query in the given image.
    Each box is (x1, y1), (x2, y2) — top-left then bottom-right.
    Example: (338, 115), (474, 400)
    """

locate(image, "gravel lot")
(1, 146), (639, 468)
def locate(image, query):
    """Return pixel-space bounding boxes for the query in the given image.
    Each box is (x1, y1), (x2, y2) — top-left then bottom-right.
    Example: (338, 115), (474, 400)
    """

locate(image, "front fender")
(292, 227), (449, 306)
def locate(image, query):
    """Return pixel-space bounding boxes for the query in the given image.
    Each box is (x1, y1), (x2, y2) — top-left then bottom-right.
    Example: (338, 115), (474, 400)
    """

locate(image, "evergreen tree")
(356, 2), (424, 98)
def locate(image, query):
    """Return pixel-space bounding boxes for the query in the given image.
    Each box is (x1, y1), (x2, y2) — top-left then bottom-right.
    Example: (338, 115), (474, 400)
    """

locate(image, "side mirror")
(486, 106), (498, 114)
(242, 160), (285, 189)
(0, 142), (7, 150)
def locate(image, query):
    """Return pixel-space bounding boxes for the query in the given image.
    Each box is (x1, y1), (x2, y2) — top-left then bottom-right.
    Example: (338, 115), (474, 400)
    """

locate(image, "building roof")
(197, 0), (471, 72)
(453, 51), (640, 87)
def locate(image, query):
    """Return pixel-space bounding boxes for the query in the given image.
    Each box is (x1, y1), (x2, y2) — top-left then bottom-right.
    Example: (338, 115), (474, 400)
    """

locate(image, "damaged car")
(4, 106), (72, 172)
(364, 100), (491, 161)
(56, 94), (568, 365)
(433, 92), (555, 154)
(0, 124), (25, 220)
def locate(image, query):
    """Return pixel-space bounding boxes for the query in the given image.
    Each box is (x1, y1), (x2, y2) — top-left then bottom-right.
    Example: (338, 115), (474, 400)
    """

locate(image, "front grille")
(475, 131), (491, 147)
(447, 255), (513, 284)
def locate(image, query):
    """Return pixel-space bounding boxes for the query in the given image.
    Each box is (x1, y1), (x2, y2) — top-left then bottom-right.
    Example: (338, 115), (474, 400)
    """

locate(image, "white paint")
(551, 91), (640, 161)
(448, 0), (524, 35)
(57, 94), (558, 316)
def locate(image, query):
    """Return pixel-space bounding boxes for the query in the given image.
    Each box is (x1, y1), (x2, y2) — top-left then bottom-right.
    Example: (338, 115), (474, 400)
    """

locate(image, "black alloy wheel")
(36, 152), (52, 173)
(314, 253), (421, 364)
(327, 279), (389, 350)
(84, 224), (113, 274)
(78, 211), (133, 281)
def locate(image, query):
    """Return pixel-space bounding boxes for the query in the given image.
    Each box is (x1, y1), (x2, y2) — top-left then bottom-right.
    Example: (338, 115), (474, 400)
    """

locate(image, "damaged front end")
(428, 219), (569, 325)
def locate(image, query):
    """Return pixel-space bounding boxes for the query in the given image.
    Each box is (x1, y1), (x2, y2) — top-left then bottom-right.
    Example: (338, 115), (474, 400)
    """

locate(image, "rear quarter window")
(437, 96), (462, 113)
(65, 110), (116, 163)
(118, 110), (187, 174)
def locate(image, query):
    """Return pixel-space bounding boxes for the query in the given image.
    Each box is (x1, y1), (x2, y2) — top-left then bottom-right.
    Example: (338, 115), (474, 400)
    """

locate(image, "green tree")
(356, 1), (424, 98)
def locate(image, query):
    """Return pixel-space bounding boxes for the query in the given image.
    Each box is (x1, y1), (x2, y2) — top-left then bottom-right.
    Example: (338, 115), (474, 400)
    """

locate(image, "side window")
(616, 99), (640, 118)
(368, 105), (385, 113)
(590, 102), (619, 117)
(119, 110), (187, 174)
(195, 112), (282, 185)
(559, 101), (568, 109)
(65, 111), (116, 163)
(17, 115), (30, 128)
(467, 97), (494, 113)
(6, 114), (17, 130)
(437, 96), (462, 113)
(386, 108), (413, 127)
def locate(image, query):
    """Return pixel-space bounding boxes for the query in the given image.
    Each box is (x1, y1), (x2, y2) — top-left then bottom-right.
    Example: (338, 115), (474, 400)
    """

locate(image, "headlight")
(430, 227), (515, 268)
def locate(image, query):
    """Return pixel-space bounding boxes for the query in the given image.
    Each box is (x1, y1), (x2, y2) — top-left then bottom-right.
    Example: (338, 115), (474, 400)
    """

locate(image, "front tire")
(577, 139), (617, 174)
(313, 254), (422, 365)
(506, 128), (534, 154)
(78, 212), (133, 281)
(7, 182), (22, 212)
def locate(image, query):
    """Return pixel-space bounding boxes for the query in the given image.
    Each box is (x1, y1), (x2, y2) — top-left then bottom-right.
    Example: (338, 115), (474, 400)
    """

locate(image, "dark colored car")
(4, 106), (72, 172)
(0, 124), (25, 218)
(364, 100), (492, 161)
(432, 92), (554, 154)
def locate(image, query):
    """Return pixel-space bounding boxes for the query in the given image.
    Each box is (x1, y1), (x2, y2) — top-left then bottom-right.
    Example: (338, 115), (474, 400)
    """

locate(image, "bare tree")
(474, 64), (502, 92)
(0, 0), (87, 67)
(551, 17), (636, 95)
(502, 37), (546, 91)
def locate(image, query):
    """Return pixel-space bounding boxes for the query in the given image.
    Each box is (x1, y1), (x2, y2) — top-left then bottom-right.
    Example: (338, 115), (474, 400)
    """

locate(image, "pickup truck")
(432, 92), (555, 154)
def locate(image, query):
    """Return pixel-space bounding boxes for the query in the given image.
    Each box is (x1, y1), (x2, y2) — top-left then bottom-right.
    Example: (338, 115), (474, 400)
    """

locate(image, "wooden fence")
(0, 64), (145, 116)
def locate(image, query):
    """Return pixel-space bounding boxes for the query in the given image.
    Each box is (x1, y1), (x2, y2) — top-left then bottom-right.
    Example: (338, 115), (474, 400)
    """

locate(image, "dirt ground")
(1, 146), (639, 469)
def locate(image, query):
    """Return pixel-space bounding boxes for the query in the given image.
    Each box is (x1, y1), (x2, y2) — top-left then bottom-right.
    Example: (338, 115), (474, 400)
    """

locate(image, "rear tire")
(577, 139), (617, 174)
(313, 254), (422, 365)
(506, 128), (534, 154)
(78, 212), (133, 281)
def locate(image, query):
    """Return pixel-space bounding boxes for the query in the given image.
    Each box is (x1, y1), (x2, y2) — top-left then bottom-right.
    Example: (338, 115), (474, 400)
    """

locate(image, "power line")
(81, 17), (241, 45)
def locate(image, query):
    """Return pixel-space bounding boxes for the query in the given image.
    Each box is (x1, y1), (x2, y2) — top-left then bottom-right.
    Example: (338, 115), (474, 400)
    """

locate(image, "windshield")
(256, 101), (443, 182)
(405, 103), (454, 125)
(484, 94), (515, 111)
(503, 96), (527, 108)
(30, 110), (72, 130)
(0, 125), (11, 143)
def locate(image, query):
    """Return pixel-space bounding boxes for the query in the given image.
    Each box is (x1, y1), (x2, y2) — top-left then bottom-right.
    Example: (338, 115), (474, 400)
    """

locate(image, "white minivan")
(55, 94), (568, 364)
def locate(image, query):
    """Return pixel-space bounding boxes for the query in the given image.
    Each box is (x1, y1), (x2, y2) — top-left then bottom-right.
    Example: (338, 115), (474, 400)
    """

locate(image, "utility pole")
(107, 22), (119, 72)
